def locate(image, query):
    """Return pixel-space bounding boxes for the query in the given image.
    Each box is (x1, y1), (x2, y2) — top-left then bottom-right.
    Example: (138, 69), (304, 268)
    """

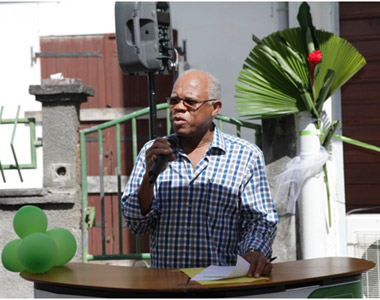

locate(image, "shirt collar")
(208, 123), (226, 154)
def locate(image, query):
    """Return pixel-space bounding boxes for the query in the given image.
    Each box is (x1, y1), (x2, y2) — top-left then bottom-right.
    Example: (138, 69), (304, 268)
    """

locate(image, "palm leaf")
(235, 20), (366, 120)
(236, 28), (309, 119)
(316, 69), (336, 113)
(297, 2), (319, 52)
(314, 30), (366, 105)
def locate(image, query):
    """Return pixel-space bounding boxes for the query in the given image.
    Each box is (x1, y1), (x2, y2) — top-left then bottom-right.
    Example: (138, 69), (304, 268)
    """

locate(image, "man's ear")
(211, 100), (222, 117)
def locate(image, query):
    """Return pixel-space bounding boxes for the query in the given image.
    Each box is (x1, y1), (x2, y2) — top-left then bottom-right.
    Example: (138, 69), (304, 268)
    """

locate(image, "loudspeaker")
(115, 2), (174, 75)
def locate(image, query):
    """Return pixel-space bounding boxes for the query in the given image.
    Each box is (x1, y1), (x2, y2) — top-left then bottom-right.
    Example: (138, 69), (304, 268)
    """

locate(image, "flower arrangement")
(235, 2), (366, 126)
(235, 2), (367, 227)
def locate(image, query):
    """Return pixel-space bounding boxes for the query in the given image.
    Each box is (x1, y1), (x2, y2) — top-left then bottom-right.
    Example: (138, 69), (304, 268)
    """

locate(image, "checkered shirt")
(121, 125), (277, 268)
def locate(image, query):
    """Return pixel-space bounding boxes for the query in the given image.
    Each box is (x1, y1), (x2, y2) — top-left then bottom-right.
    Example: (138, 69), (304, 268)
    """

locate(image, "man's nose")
(172, 99), (187, 110)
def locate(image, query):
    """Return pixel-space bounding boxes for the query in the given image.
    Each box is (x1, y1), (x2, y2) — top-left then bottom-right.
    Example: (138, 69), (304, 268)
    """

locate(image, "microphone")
(148, 135), (178, 184)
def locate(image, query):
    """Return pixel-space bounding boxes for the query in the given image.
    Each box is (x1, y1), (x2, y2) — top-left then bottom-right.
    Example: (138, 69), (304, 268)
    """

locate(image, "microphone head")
(166, 135), (179, 150)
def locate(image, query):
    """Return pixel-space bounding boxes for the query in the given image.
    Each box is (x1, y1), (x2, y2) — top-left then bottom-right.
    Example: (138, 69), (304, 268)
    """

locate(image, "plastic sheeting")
(274, 146), (328, 215)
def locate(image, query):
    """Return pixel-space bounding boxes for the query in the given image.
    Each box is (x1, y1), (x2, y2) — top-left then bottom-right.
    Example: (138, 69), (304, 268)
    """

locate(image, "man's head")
(169, 70), (222, 138)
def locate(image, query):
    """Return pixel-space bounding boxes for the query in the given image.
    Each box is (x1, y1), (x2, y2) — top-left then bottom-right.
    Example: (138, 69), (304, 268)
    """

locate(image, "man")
(121, 69), (277, 278)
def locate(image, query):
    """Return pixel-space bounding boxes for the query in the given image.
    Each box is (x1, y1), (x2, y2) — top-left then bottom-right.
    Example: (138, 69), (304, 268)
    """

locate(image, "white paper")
(190, 255), (250, 281)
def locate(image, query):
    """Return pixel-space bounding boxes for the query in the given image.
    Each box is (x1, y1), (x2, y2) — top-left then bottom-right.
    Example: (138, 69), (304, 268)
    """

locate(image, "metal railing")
(80, 103), (261, 263)
(0, 106), (42, 183)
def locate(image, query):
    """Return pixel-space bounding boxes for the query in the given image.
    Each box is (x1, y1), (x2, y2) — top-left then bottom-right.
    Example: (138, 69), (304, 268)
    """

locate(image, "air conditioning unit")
(346, 214), (380, 298)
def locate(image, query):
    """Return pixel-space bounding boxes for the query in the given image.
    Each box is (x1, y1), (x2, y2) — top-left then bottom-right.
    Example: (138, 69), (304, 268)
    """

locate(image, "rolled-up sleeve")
(121, 143), (161, 235)
(239, 151), (278, 259)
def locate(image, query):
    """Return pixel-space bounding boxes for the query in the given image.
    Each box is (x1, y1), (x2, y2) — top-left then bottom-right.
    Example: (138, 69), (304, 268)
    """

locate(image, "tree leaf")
(297, 2), (319, 50)
(300, 92), (319, 118)
(316, 69), (336, 113)
(314, 31), (366, 96)
(252, 33), (263, 45)
(322, 120), (340, 147)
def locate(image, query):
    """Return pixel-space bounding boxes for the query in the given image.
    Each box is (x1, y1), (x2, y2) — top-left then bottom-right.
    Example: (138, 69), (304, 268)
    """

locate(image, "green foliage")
(235, 2), (366, 120)
(314, 30), (366, 97)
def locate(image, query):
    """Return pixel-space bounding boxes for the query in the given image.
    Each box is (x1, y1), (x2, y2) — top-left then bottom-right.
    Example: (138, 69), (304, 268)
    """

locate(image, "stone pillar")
(29, 78), (94, 191)
(263, 115), (298, 262)
(27, 78), (94, 261)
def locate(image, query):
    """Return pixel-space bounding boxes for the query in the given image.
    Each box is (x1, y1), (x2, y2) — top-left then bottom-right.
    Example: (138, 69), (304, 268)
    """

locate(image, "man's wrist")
(246, 248), (276, 262)
(246, 248), (261, 254)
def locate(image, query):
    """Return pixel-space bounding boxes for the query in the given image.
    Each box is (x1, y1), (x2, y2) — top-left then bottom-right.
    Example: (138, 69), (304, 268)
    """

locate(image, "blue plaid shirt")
(121, 125), (277, 268)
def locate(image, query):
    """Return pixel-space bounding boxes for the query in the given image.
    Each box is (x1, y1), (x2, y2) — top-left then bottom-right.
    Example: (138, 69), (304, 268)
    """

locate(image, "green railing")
(0, 106), (42, 183)
(80, 103), (261, 263)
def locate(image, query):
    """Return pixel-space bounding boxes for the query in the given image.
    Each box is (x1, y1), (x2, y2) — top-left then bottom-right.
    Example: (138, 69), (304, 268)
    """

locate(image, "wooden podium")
(20, 257), (375, 298)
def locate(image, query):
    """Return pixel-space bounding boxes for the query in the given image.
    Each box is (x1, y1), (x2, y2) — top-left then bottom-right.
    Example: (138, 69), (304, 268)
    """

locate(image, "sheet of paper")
(190, 255), (250, 281)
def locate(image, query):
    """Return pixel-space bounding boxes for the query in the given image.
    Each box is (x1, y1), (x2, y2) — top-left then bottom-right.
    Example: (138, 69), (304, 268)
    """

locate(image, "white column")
(298, 112), (328, 259)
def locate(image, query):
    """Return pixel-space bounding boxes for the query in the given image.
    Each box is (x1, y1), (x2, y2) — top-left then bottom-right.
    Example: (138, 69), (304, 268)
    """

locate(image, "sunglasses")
(166, 97), (216, 110)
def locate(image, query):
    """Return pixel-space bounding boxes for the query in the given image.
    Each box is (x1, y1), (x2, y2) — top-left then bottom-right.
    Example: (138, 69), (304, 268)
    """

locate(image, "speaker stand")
(148, 72), (158, 139)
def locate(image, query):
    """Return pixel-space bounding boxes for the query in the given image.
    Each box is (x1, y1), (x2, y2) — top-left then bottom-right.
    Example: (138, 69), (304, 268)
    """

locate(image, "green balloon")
(1, 239), (24, 272)
(18, 233), (58, 274)
(46, 228), (77, 266)
(13, 205), (48, 238)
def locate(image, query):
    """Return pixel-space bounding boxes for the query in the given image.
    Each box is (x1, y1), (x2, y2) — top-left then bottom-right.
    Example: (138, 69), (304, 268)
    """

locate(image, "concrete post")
(29, 78), (94, 190)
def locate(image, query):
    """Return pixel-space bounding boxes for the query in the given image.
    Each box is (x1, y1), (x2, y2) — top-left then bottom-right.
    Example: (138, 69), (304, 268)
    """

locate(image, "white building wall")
(170, 2), (285, 118)
(0, 3), (43, 189)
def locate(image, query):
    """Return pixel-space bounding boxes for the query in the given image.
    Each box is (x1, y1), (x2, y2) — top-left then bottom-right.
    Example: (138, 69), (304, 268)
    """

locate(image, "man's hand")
(242, 250), (273, 278)
(144, 137), (176, 176)
(138, 137), (176, 216)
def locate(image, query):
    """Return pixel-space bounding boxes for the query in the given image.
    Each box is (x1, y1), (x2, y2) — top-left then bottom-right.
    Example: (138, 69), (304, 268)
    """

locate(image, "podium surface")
(20, 257), (375, 298)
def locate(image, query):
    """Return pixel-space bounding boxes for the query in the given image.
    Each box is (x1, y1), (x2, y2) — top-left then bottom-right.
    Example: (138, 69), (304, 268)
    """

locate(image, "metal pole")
(98, 129), (106, 255)
(148, 72), (158, 139)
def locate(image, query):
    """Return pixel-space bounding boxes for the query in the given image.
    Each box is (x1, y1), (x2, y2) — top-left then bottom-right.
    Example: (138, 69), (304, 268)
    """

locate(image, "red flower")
(307, 50), (322, 66)
(308, 50), (322, 85)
